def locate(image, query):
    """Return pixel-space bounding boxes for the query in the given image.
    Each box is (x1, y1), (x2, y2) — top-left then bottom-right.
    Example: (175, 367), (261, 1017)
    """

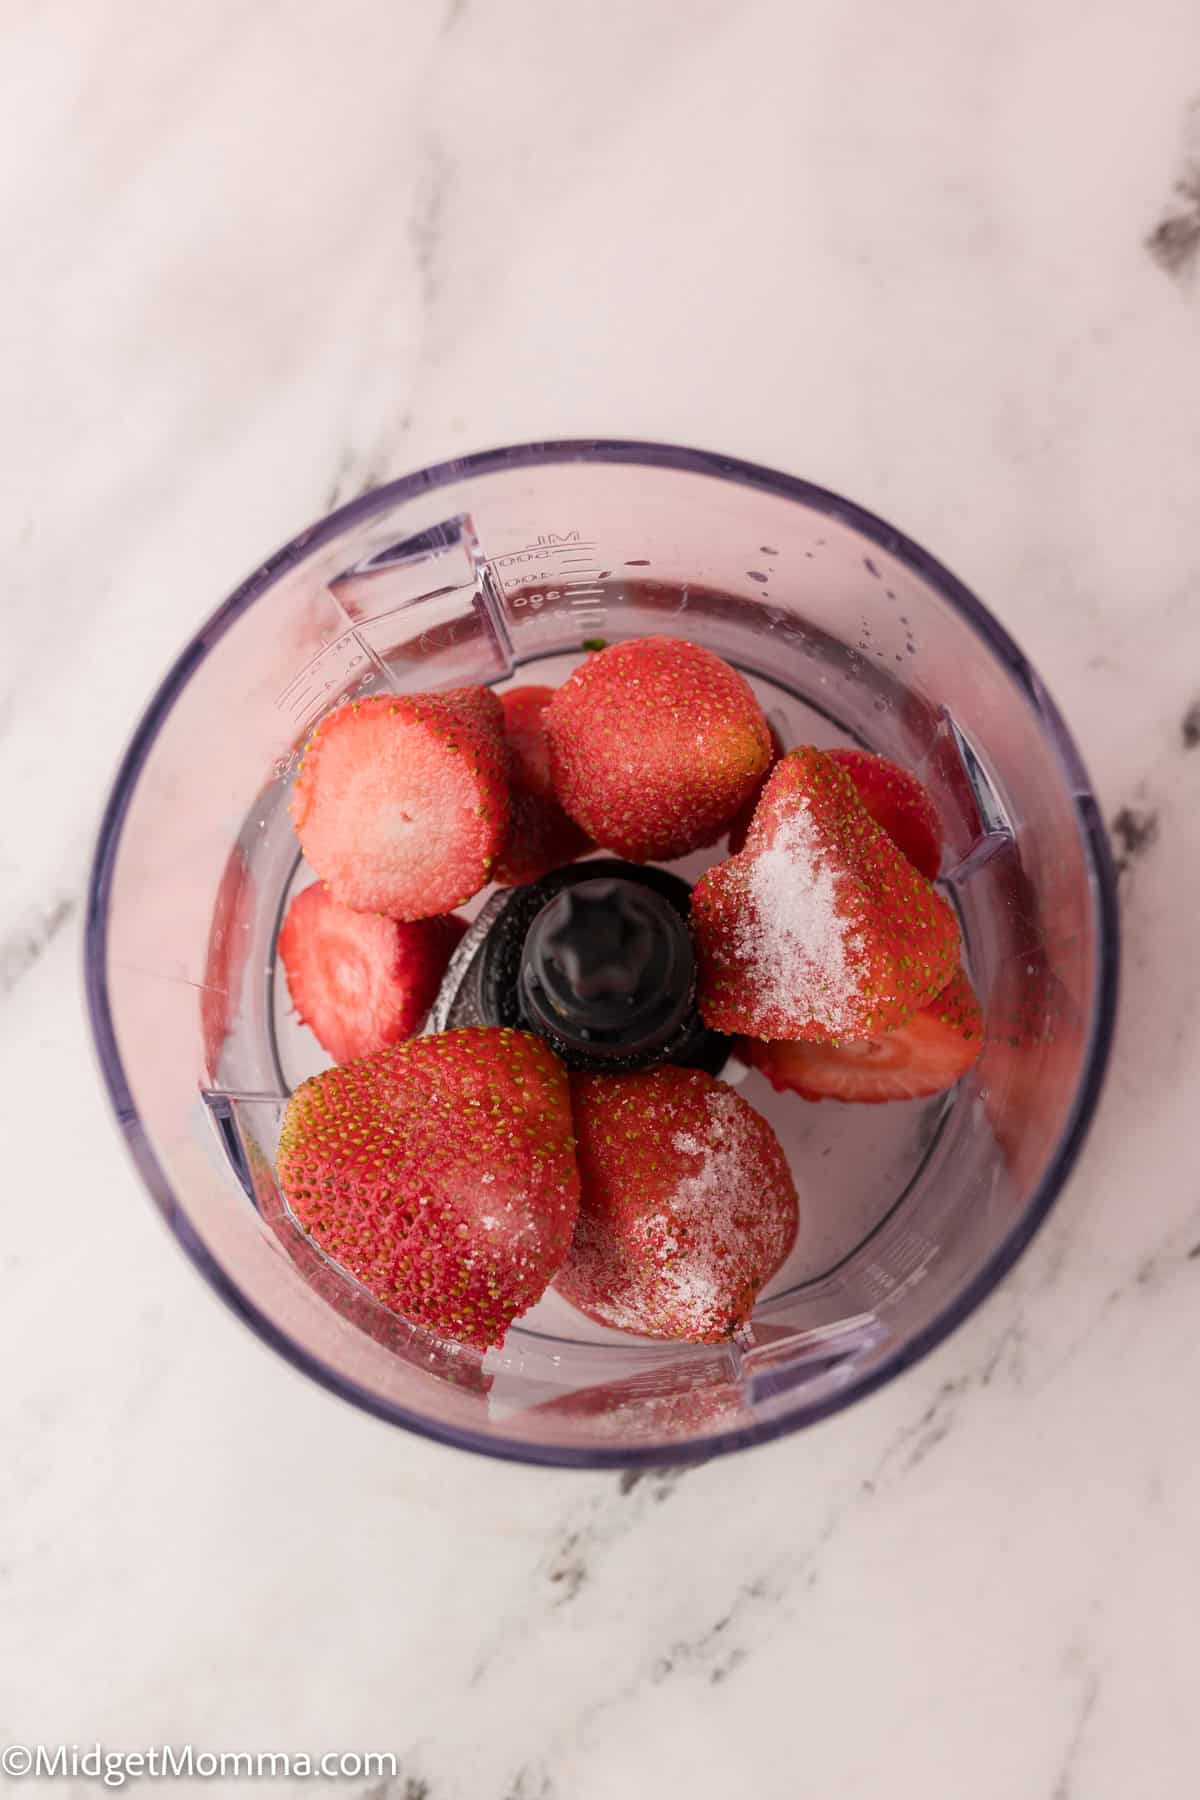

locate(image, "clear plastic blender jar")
(85, 441), (1119, 1467)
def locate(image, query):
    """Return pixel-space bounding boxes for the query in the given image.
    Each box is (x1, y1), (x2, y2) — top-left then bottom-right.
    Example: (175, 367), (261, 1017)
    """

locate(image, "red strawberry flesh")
(556, 1066), (799, 1343)
(290, 690), (510, 918)
(276, 1027), (579, 1350)
(278, 884), (466, 1065)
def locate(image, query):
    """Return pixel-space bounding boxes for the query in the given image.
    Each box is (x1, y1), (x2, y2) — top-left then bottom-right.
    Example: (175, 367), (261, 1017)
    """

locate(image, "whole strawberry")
(276, 1027), (579, 1349)
(555, 1066), (798, 1342)
(692, 747), (959, 1041)
(545, 638), (772, 862)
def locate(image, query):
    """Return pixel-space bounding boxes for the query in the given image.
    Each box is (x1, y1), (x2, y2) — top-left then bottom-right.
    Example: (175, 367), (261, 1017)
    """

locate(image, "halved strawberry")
(494, 686), (591, 886)
(276, 1026), (579, 1350)
(278, 883), (466, 1064)
(289, 690), (510, 918)
(691, 747), (960, 1041)
(741, 967), (983, 1103)
(827, 748), (942, 880)
(436, 683), (506, 754)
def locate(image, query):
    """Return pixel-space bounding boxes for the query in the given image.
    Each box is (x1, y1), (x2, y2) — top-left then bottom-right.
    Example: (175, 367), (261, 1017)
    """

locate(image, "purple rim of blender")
(83, 440), (1120, 1471)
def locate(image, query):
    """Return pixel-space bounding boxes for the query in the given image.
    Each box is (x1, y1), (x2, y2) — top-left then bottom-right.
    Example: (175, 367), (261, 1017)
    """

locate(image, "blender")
(84, 441), (1119, 1467)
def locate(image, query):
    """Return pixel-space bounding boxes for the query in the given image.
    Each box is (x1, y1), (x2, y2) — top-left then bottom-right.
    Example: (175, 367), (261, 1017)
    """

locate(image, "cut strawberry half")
(827, 748), (942, 880)
(278, 883), (466, 1064)
(494, 686), (591, 886)
(741, 967), (983, 1103)
(289, 690), (510, 918)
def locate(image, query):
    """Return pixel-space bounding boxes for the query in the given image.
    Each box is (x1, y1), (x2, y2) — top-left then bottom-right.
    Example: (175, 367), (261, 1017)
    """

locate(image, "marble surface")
(3, 1), (1200, 1795)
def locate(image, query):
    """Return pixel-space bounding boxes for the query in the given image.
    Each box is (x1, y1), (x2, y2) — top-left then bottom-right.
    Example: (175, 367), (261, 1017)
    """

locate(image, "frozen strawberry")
(827, 748), (942, 880)
(545, 639), (772, 862)
(436, 683), (506, 754)
(289, 690), (510, 919)
(726, 721), (785, 854)
(729, 742), (941, 873)
(276, 1027), (579, 1350)
(278, 883), (466, 1064)
(499, 685), (559, 801)
(494, 686), (591, 886)
(691, 747), (960, 1041)
(555, 1067), (798, 1343)
(741, 966), (982, 1103)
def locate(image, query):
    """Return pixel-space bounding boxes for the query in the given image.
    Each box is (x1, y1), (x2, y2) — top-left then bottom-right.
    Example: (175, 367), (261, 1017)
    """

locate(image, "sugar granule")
(735, 805), (864, 1033)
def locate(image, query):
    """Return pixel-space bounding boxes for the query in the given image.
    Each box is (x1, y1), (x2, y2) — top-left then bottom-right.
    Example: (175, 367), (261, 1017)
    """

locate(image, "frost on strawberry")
(276, 1028), (579, 1350)
(692, 747), (960, 1041)
(545, 638), (772, 862)
(555, 1067), (798, 1342)
(289, 689), (510, 919)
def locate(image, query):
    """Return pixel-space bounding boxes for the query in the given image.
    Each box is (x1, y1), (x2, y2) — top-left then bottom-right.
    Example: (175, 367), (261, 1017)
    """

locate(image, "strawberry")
(289, 689), (510, 919)
(436, 683), (506, 753)
(276, 1027), (579, 1350)
(726, 721), (785, 854)
(494, 686), (591, 886)
(498, 684), (559, 801)
(277, 883), (466, 1064)
(691, 747), (960, 1041)
(827, 748), (942, 880)
(741, 966), (983, 1103)
(729, 743), (942, 876)
(555, 1067), (798, 1343)
(545, 638), (772, 862)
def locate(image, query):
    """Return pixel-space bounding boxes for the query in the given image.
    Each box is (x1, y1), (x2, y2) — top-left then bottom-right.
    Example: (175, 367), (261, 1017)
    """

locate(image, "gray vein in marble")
(442, 0), (468, 30)
(616, 1467), (686, 1501)
(1110, 805), (1159, 878)
(359, 1777), (430, 1800)
(1051, 1669), (1100, 1800)
(1182, 699), (1200, 748)
(650, 1574), (780, 1688)
(1146, 99), (1200, 280)
(0, 895), (75, 1000)
(503, 1767), (554, 1800)
(324, 446), (390, 514)
(411, 136), (450, 315)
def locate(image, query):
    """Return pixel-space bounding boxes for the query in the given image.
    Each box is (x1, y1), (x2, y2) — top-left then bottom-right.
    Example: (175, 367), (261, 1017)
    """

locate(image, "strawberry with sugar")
(556, 1066), (798, 1342)
(289, 688), (509, 919)
(278, 883), (466, 1064)
(691, 746), (960, 1041)
(276, 1027), (579, 1350)
(742, 966), (982, 1103)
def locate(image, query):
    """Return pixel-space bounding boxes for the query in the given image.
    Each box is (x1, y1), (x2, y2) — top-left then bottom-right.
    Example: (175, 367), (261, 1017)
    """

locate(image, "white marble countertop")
(4, 3), (1200, 1796)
